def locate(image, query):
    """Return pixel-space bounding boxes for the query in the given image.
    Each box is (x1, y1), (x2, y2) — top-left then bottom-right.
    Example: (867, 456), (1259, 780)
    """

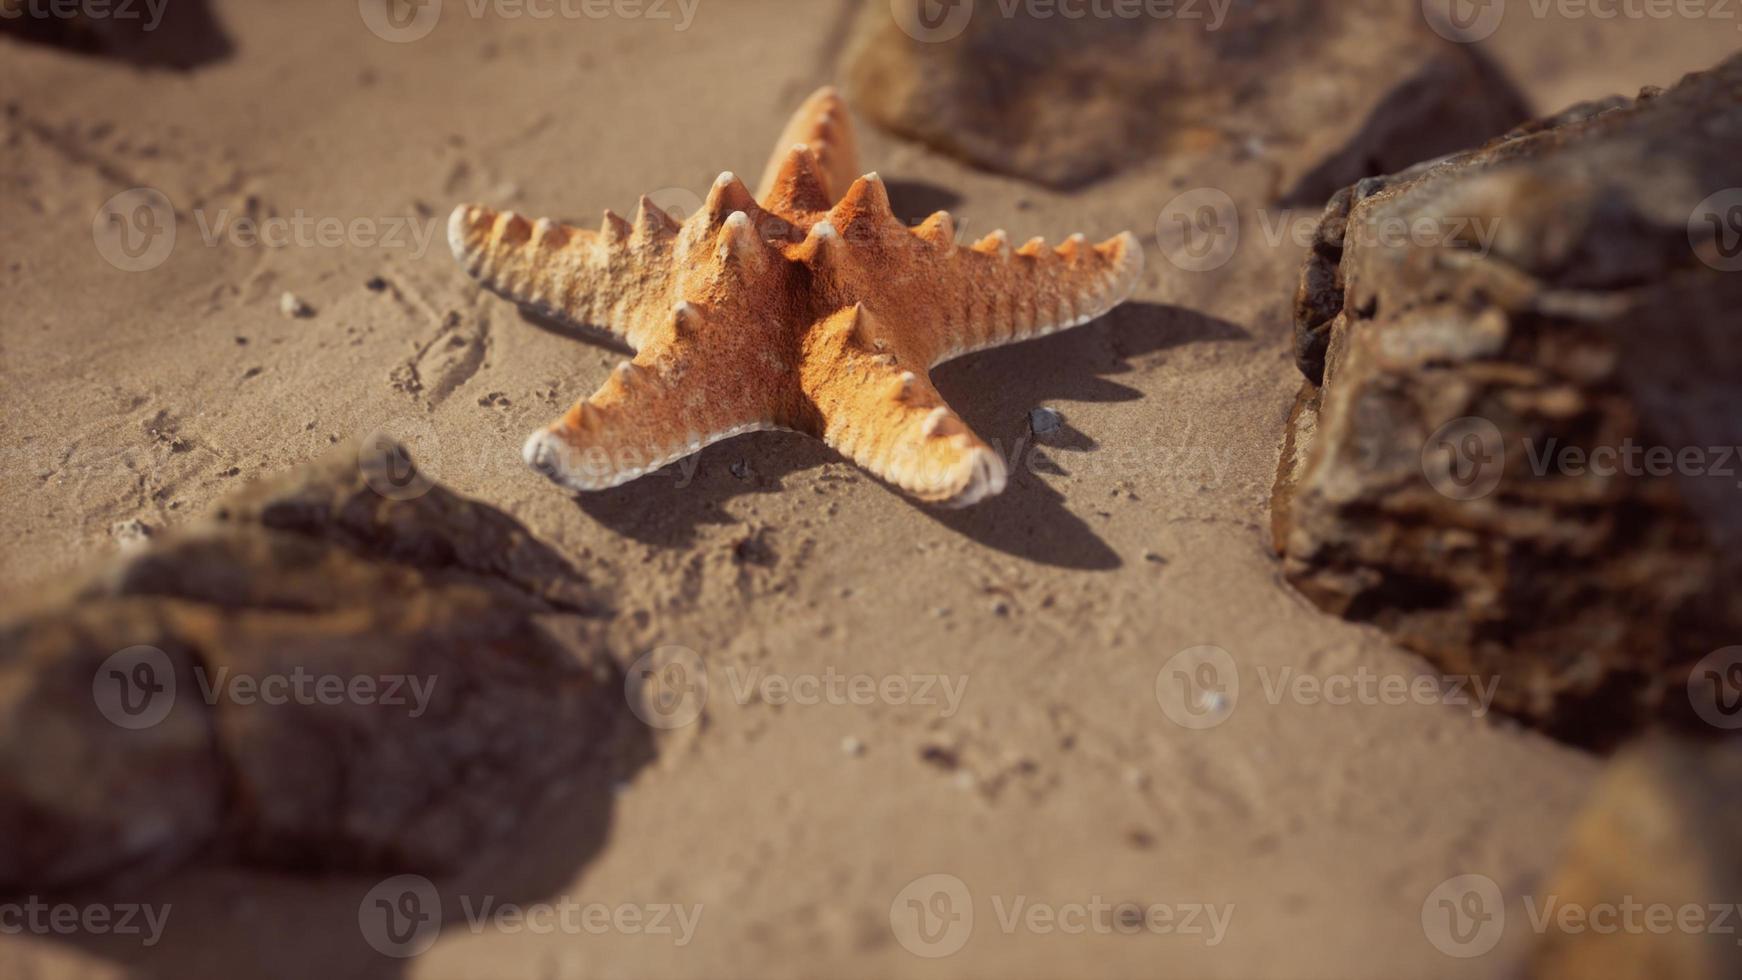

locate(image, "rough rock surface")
(0, 441), (623, 891)
(1530, 737), (1742, 979)
(1273, 55), (1742, 747)
(844, 0), (1526, 195)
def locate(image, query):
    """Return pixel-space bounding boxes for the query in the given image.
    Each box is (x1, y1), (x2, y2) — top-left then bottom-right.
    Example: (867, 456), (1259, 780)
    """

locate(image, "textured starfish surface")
(448, 87), (1145, 507)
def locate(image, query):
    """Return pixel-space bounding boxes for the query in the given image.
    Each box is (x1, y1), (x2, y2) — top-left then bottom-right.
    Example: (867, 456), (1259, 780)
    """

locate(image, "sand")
(2, 2), (1736, 977)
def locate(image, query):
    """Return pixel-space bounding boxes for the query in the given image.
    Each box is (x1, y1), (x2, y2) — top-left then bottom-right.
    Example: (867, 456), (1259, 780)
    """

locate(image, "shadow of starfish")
(572, 302), (1248, 571)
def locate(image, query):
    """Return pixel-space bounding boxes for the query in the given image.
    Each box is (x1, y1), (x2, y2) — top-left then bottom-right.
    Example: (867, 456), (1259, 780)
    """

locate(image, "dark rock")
(1028, 406), (1063, 437)
(0, 0), (231, 69)
(1273, 55), (1742, 748)
(844, 0), (1526, 194)
(0, 441), (623, 891)
(1530, 738), (1742, 979)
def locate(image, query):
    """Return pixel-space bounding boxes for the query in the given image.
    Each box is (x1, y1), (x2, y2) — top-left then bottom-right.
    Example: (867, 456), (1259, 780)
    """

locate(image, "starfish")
(448, 87), (1145, 507)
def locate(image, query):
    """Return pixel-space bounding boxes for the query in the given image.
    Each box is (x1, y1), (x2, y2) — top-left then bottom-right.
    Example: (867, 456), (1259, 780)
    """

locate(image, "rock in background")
(1273, 54), (1742, 747)
(0, 440), (632, 892)
(844, 0), (1526, 197)
(1530, 737), (1742, 979)
(0, 0), (230, 69)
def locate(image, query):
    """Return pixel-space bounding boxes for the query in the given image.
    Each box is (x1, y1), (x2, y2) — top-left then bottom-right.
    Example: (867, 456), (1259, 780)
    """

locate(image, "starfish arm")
(924, 226), (1147, 366)
(755, 86), (859, 205)
(522, 306), (781, 492)
(448, 200), (680, 350)
(799, 305), (1007, 508)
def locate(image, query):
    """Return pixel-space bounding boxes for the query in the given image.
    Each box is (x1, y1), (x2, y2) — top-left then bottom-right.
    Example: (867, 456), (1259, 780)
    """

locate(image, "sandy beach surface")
(2, 2), (1737, 977)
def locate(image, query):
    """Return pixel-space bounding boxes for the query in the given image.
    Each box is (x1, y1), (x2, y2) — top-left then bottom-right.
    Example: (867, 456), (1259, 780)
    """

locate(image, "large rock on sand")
(1531, 737), (1742, 980)
(0, 440), (623, 890)
(1272, 54), (1742, 747)
(845, 0), (1526, 195)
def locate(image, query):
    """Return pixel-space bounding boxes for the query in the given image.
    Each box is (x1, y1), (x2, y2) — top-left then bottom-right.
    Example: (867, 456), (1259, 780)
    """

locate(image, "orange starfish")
(448, 87), (1144, 507)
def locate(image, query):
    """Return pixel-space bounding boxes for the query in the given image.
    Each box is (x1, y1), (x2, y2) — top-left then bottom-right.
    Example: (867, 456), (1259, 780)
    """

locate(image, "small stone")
(279, 292), (313, 319)
(1028, 406), (1062, 437)
(110, 519), (153, 548)
(990, 598), (1011, 617)
(730, 459), (753, 480)
(840, 735), (865, 757)
(365, 276), (389, 292)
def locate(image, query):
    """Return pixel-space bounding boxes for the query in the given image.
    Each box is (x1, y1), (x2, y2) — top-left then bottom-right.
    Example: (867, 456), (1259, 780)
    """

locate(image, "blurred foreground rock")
(1272, 55), (1742, 747)
(0, 0), (230, 69)
(0, 441), (624, 891)
(1531, 738), (1742, 979)
(844, 0), (1526, 196)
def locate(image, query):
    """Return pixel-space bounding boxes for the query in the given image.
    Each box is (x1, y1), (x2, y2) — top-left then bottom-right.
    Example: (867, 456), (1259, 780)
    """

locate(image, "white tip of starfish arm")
(448, 204), (493, 268)
(918, 445), (1008, 508)
(523, 428), (590, 491)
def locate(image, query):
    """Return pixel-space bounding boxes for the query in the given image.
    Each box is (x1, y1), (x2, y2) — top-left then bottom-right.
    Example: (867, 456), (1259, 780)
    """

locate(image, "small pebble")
(365, 276), (389, 292)
(279, 292), (313, 319)
(841, 735), (865, 757)
(1029, 406), (1062, 437)
(110, 519), (153, 549)
(730, 459), (753, 480)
